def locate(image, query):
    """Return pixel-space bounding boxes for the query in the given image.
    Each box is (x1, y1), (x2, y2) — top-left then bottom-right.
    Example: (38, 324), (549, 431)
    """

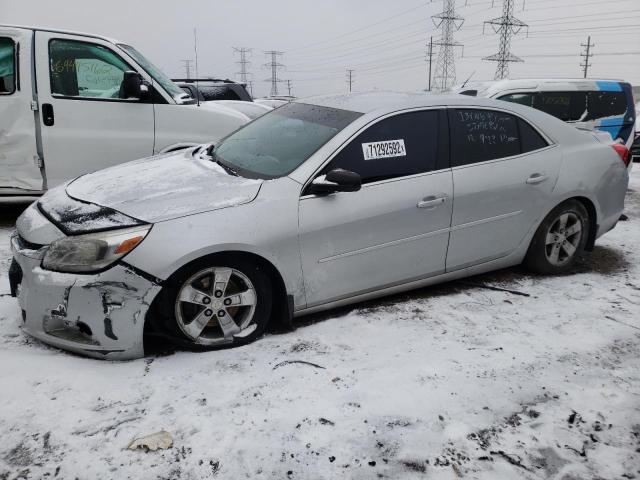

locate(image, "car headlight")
(42, 225), (151, 273)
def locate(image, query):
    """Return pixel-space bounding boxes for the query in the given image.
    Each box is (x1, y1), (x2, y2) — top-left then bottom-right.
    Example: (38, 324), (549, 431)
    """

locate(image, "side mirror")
(120, 71), (147, 99)
(308, 169), (361, 195)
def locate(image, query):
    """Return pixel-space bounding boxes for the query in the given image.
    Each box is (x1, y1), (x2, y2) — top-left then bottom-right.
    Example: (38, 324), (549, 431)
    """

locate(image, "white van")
(0, 25), (250, 203)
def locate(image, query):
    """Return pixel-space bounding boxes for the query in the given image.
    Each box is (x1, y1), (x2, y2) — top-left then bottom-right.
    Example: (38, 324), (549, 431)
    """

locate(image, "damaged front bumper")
(10, 233), (161, 360)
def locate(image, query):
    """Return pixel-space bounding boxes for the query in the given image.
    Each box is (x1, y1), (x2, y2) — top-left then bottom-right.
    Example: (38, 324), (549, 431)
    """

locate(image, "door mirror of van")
(308, 169), (362, 195)
(120, 71), (146, 100)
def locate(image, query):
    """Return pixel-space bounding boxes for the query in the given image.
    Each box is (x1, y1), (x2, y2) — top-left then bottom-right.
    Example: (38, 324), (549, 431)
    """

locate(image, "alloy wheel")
(544, 212), (583, 267)
(175, 267), (257, 345)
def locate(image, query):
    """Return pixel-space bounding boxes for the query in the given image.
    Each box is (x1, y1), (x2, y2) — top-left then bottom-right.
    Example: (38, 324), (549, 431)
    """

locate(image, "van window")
(533, 92), (587, 122)
(324, 110), (444, 184)
(585, 91), (628, 121)
(0, 37), (16, 94)
(499, 93), (534, 107)
(49, 39), (134, 100)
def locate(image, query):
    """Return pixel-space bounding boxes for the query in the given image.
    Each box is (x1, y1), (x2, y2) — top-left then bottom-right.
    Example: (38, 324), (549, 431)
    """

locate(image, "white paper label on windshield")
(362, 139), (406, 160)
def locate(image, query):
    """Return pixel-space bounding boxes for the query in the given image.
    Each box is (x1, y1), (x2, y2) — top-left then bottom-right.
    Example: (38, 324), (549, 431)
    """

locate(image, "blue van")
(467, 79), (637, 151)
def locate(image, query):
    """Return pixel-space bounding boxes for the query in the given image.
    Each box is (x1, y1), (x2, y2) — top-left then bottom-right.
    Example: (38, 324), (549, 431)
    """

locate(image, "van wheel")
(151, 256), (272, 350)
(524, 200), (590, 275)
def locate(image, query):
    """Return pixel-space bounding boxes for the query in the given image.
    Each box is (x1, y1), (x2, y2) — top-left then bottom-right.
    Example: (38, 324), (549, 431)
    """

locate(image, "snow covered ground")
(1, 171), (639, 480)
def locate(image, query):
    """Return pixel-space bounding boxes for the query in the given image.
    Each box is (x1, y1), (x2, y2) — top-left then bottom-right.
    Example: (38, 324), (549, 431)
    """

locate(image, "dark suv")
(173, 79), (253, 102)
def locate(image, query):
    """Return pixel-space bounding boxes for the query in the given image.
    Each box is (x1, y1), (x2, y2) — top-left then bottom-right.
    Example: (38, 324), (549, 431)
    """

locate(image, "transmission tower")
(263, 51), (285, 96)
(580, 36), (595, 78)
(346, 69), (355, 92)
(483, 0), (528, 80)
(233, 47), (252, 84)
(180, 59), (193, 79)
(432, 0), (464, 92)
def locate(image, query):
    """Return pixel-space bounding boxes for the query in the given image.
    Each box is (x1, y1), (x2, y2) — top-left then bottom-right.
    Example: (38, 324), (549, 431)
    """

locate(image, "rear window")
(200, 85), (241, 101)
(0, 37), (16, 94)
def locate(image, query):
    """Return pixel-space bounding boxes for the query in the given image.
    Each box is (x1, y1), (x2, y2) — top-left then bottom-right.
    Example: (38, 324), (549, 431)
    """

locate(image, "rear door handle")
(42, 103), (54, 126)
(417, 196), (447, 209)
(526, 173), (548, 185)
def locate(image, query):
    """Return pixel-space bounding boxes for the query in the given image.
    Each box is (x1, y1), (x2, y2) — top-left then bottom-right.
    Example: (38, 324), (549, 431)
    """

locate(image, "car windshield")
(118, 44), (187, 101)
(212, 103), (362, 179)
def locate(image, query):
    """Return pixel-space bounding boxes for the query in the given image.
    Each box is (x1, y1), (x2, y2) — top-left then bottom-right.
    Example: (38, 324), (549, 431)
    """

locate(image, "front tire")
(524, 200), (590, 275)
(150, 256), (273, 350)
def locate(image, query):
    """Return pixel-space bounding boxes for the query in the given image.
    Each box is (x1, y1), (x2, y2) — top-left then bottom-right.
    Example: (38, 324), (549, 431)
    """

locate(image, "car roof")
(0, 24), (121, 44)
(297, 91), (516, 115)
(477, 78), (629, 97)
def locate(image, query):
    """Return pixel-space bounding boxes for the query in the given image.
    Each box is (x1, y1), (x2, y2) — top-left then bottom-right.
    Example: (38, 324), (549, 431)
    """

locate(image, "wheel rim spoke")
(561, 241), (577, 257)
(182, 309), (213, 340)
(178, 284), (211, 306)
(217, 312), (241, 338)
(558, 213), (569, 230)
(213, 268), (233, 296)
(549, 244), (561, 264)
(225, 289), (257, 307)
(545, 232), (556, 245)
(564, 222), (581, 237)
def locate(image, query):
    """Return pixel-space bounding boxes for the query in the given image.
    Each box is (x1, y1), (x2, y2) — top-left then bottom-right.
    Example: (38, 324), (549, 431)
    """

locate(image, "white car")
(9, 92), (630, 360)
(0, 25), (249, 203)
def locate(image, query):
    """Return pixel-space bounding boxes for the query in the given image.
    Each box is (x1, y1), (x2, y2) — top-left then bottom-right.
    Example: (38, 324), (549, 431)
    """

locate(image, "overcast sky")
(2, 0), (639, 98)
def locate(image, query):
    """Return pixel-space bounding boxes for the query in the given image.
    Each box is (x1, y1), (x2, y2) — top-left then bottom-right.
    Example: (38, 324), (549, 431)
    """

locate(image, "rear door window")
(0, 37), (16, 94)
(450, 109), (520, 166)
(450, 109), (548, 167)
(322, 110), (446, 184)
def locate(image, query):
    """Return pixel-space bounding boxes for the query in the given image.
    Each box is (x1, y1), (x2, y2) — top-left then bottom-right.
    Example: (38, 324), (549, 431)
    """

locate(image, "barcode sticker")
(362, 139), (406, 160)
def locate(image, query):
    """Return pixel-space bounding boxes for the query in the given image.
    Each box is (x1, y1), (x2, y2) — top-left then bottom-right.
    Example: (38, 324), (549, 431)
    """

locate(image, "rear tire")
(149, 255), (273, 351)
(524, 200), (590, 275)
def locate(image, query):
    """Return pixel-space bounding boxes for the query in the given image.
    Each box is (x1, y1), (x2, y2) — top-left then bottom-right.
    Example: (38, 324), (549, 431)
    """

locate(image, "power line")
(483, 0), (528, 79)
(233, 47), (252, 84)
(580, 35), (595, 78)
(432, 0), (464, 92)
(263, 51), (285, 96)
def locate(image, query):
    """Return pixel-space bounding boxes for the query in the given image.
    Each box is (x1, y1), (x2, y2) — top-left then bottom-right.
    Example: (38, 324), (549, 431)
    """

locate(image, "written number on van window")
(362, 139), (406, 160)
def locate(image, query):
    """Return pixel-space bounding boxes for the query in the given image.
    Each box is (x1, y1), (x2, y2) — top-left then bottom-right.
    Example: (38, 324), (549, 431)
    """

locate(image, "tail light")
(612, 143), (630, 166)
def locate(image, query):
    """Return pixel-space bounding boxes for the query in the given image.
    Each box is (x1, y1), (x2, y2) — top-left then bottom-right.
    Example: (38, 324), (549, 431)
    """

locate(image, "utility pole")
(180, 59), (193, 79)
(263, 51), (285, 97)
(483, 0), (528, 80)
(233, 47), (252, 85)
(346, 69), (355, 92)
(285, 79), (293, 96)
(580, 36), (595, 78)
(426, 36), (435, 91)
(432, 0), (464, 92)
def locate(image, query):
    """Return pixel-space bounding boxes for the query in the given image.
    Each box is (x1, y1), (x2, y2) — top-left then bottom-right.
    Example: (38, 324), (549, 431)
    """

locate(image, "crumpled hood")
(65, 148), (263, 223)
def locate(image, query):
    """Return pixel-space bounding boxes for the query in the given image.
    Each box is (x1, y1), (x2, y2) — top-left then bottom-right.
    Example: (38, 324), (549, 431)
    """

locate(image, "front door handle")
(417, 196), (446, 209)
(526, 173), (548, 185)
(42, 103), (54, 126)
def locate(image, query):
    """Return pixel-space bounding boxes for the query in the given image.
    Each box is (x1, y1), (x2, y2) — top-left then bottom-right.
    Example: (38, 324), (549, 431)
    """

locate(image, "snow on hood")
(65, 149), (263, 223)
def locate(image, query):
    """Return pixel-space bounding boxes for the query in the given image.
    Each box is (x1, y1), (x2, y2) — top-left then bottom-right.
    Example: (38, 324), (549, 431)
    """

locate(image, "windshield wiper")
(206, 146), (238, 176)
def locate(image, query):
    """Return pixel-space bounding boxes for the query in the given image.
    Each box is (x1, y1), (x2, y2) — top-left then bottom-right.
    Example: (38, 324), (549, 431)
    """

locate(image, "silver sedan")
(9, 92), (629, 359)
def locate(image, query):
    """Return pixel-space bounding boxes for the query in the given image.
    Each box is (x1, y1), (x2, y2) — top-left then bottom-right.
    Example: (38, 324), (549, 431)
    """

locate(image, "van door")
(0, 27), (43, 192)
(34, 31), (154, 188)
